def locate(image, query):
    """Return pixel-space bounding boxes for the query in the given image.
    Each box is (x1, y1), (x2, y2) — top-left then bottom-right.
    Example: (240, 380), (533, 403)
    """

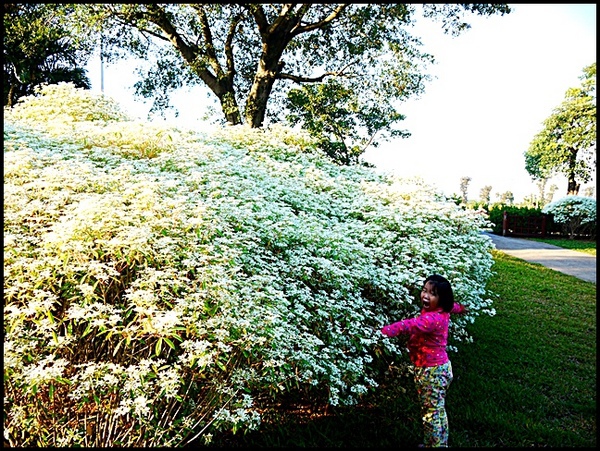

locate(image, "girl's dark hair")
(424, 274), (455, 312)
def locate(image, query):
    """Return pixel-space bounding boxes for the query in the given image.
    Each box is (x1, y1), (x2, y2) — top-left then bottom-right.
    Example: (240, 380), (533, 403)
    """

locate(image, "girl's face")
(421, 281), (440, 312)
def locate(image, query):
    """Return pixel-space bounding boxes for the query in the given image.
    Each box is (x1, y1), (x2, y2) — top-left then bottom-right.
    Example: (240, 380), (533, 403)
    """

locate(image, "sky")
(86, 3), (597, 203)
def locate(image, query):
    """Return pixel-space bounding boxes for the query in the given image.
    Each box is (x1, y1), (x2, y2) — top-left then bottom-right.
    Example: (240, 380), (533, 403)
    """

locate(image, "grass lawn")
(528, 237), (596, 256)
(449, 250), (596, 447)
(206, 243), (596, 447)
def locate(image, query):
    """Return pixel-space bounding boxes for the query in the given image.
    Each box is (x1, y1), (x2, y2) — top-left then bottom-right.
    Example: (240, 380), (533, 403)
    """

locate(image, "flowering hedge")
(542, 195), (597, 238)
(4, 83), (496, 447)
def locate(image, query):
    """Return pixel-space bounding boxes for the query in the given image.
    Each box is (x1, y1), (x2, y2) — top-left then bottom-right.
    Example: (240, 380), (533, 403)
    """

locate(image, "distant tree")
(522, 194), (537, 208)
(459, 176), (471, 204)
(479, 185), (492, 204)
(546, 184), (558, 204)
(525, 63), (596, 195)
(3, 4), (92, 107)
(497, 191), (514, 205)
(582, 186), (595, 197)
(65, 4), (511, 164)
(536, 178), (547, 208)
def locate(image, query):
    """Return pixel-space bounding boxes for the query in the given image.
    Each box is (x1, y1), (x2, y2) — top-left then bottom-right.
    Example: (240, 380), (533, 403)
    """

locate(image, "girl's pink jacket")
(381, 303), (466, 367)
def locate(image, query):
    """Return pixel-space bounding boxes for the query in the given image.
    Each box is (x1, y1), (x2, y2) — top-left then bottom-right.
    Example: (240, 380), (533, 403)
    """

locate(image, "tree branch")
(192, 5), (223, 77)
(291, 4), (349, 36)
(267, 3), (298, 34)
(277, 60), (359, 83)
(142, 4), (224, 95)
(361, 130), (379, 153)
(108, 7), (169, 43)
(224, 12), (244, 80)
(245, 4), (269, 36)
(143, 4), (198, 62)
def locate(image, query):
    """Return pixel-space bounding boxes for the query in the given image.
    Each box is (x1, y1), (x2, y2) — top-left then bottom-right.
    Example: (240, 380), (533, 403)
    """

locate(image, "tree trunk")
(245, 54), (282, 128)
(217, 90), (242, 126)
(7, 83), (16, 107)
(567, 176), (580, 195)
(244, 15), (293, 128)
(183, 58), (242, 126)
(566, 148), (580, 195)
(185, 67), (242, 126)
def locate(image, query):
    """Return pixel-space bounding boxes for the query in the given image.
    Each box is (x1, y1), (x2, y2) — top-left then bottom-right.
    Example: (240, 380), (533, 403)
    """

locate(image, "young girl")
(381, 274), (467, 448)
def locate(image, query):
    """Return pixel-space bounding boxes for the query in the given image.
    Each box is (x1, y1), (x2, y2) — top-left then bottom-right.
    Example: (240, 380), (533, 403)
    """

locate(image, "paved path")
(482, 232), (596, 284)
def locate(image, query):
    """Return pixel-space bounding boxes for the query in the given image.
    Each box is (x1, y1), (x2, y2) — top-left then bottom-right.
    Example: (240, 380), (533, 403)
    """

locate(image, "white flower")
(4, 82), (498, 445)
(132, 395), (151, 418)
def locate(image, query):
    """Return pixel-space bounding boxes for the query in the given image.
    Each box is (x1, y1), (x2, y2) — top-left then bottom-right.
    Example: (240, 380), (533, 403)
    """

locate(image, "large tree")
(3, 3), (92, 107)
(68, 4), (510, 162)
(525, 63), (596, 195)
(284, 78), (411, 165)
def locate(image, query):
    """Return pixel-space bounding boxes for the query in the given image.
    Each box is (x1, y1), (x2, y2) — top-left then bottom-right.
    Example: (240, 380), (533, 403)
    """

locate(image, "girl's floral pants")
(413, 361), (454, 447)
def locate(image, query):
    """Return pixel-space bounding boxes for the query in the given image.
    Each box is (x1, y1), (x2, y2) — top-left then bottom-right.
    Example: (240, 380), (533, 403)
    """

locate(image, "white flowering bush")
(4, 83), (496, 447)
(542, 195), (596, 238)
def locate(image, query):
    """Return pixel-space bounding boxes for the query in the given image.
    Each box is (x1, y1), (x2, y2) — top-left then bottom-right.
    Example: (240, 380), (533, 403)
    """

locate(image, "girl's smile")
(421, 281), (440, 312)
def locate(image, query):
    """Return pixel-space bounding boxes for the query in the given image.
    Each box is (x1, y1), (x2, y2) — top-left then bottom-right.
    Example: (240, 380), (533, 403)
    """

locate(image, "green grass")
(204, 244), (596, 448)
(528, 237), (596, 256)
(449, 251), (596, 447)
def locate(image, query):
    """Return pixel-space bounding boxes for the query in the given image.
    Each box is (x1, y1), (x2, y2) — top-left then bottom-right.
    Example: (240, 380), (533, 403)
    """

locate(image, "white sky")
(87, 3), (597, 203)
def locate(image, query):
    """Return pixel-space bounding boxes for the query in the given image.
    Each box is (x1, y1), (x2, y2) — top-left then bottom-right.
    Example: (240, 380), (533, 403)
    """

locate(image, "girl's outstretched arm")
(451, 303), (467, 314)
(382, 314), (438, 337)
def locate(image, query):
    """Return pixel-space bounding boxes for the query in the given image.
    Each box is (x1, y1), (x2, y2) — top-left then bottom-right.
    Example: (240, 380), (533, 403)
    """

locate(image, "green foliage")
(467, 201), (489, 213)
(4, 83), (496, 447)
(542, 195), (597, 238)
(529, 237), (596, 255)
(497, 190), (514, 205)
(487, 204), (546, 235)
(524, 63), (596, 195)
(64, 4), (510, 163)
(3, 4), (92, 107)
(285, 79), (410, 165)
(479, 185), (492, 204)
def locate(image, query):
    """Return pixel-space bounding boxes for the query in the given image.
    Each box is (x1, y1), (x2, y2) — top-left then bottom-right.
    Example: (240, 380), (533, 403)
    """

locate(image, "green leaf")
(163, 337), (176, 350)
(81, 322), (93, 338)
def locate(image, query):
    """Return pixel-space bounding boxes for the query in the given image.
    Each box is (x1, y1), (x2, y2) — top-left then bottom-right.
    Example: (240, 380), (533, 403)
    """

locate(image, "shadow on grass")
(203, 372), (424, 447)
